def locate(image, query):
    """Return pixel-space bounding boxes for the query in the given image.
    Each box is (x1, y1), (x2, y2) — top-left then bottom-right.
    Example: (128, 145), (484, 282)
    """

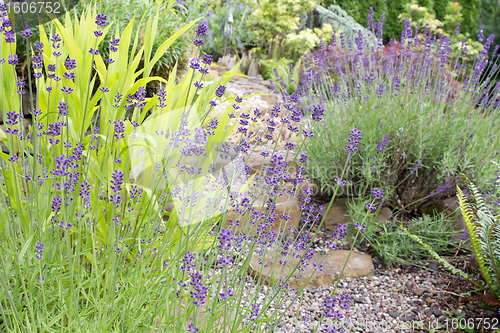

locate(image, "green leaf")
(18, 234), (35, 266)
(145, 18), (202, 77)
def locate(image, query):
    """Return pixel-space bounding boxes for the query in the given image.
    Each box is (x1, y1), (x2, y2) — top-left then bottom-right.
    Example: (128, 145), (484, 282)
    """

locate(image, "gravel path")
(237, 262), (499, 333)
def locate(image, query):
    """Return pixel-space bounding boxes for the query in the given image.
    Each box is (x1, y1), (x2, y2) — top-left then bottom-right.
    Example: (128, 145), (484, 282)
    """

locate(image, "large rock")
(247, 58), (260, 78)
(226, 192), (301, 234)
(259, 93), (279, 106)
(320, 199), (392, 231)
(248, 248), (374, 289)
(208, 65), (228, 76)
(319, 198), (351, 230)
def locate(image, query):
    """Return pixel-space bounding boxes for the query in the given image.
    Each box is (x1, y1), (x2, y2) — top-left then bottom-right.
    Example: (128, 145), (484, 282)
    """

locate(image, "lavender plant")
(0, 2), (384, 332)
(276, 16), (500, 215)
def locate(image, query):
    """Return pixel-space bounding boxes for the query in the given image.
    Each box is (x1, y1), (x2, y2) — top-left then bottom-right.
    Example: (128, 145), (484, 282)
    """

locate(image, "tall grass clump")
(0, 2), (384, 332)
(275, 16), (500, 215)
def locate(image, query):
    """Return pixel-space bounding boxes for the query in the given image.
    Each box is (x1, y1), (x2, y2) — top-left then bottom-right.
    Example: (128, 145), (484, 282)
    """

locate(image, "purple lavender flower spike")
(215, 84), (226, 97)
(410, 161), (421, 174)
(345, 128), (362, 153)
(95, 13), (107, 27)
(371, 188), (384, 200)
(113, 119), (125, 139)
(187, 323), (200, 332)
(365, 203), (376, 211)
(35, 242), (44, 260)
(194, 21), (208, 47)
(376, 134), (389, 152)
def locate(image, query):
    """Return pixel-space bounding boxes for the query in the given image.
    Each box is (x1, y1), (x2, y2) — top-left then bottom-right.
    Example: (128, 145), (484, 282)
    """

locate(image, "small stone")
(388, 311), (400, 318)
(428, 262), (439, 271)
(425, 297), (433, 304)
(413, 288), (425, 296)
(433, 310), (443, 317)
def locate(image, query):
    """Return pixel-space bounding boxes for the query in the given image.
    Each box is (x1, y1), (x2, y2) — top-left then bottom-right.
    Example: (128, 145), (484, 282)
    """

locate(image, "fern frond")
(464, 177), (488, 213)
(488, 216), (500, 298)
(401, 225), (483, 288)
(458, 186), (495, 289)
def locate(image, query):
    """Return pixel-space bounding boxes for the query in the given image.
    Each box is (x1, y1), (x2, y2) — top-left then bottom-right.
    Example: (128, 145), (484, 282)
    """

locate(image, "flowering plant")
(277, 15), (500, 214)
(0, 1), (384, 332)
(88, 0), (195, 73)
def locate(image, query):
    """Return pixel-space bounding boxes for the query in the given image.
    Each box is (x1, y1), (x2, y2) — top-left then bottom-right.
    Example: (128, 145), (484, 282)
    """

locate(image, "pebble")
(413, 288), (425, 296)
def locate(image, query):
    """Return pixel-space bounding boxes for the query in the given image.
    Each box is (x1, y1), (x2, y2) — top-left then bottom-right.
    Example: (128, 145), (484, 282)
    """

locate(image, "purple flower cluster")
(376, 134), (389, 153)
(323, 291), (350, 318)
(371, 188), (384, 200)
(194, 20), (208, 46)
(215, 84), (226, 98)
(355, 222), (366, 231)
(95, 13), (107, 27)
(430, 183), (450, 197)
(311, 104), (325, 121)
(365, 203), (376, 211)
(109, 169), (124, 207)
(345, 128), (362, 153)
(217, 228), (233, 251)
(187, 323), (200, 332)
(113, 119), (125, 139)
(249, 304), (260, 321)
(189, 271), (209, 306)
(126, 87), (147, 109)
(35, 242), (44, 260)
(59, 220), (73, 230)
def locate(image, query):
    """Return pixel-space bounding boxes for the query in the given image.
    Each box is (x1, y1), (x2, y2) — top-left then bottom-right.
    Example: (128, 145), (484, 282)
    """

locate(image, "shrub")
(477, 0), (500, 57)
(315, 0), (406, 42)
(250, 0), (315, 59)
(275, 17), (500, 215)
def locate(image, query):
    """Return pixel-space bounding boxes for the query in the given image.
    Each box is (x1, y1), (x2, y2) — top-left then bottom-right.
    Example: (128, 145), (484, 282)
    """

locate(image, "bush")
(276, 19), (500, 214)
(399, 1), (484, 59)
